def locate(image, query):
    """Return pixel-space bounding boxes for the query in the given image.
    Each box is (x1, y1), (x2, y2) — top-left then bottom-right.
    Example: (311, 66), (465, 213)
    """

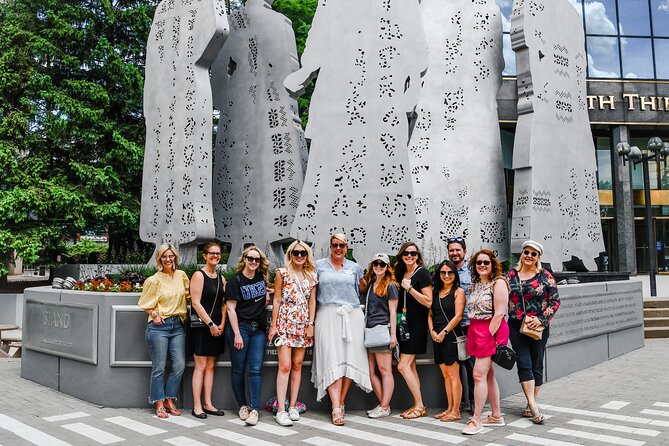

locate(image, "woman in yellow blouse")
(138, 244), (189, 418)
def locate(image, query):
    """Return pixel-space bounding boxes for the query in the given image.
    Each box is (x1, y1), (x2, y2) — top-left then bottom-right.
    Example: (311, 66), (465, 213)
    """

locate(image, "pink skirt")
(467, 318), (510, 358)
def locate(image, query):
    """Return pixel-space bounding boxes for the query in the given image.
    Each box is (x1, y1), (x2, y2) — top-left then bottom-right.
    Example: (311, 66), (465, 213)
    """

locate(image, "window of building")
(587, 36), (621, 77)
(596, 137), (613, 190)
(621, 37), (655, 78)
(618, 0), (652, 35)
(654, 39), (669, 78)
(651, 0), (669, 37)
(584, 0), (618, 35)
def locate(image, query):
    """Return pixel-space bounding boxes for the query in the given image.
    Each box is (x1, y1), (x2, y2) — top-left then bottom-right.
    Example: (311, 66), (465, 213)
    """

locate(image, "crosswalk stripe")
(345, 414), (466, 444)
(62, 422), (124, 444)
(298, 417), (426, 446)
(506, 414), (554, 429)
(395, 413), (492, 434)
(507, 432), (584, 445)
(227, 417), (298, 436)
(164, 436), (210, 446)
(640, 409), (669, 418)
(567, 419), (661, 437)
(601, 401), (630, 410)
(205, 428), (282, 446)
(303, 436), (353, 446)
(155, 415), (205, 427)
(0, 414), (71, 446)
(104, 416), (167, 435)
(43, 412), (90, 422)
(540, 404), (669, 427)
(653, 402), (669, 408)
(549, 427), (645, 446)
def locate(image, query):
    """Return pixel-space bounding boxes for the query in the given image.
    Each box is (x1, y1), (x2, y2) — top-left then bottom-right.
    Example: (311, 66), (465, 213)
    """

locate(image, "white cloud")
(583, 2), (617, 35)
(660, 0), (669, 12)
(587, 53), (618, 78)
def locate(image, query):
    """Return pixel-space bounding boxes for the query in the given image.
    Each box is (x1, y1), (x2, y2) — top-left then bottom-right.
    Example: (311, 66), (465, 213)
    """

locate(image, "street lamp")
(617, 137), (669, 297)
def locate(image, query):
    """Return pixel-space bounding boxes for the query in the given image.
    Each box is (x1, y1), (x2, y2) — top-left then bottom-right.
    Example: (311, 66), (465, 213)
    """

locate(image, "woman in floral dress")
(269, 240), (318, 426)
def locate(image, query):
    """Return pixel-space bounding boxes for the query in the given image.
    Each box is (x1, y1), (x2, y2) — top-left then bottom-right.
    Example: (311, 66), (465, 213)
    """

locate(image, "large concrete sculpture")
(210, 0), (307, 259)
(409, 0), (508, 263)
(140, 0), (229, 263)
(510, 0), (604, 270)
(285, 0), (429, 262)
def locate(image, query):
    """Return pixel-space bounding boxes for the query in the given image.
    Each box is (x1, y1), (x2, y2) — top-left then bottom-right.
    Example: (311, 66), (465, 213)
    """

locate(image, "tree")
(0, 0), (157, 277)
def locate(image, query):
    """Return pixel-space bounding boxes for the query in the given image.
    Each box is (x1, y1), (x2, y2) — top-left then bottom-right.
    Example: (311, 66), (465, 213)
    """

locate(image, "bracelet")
(307, 321), (314, 326)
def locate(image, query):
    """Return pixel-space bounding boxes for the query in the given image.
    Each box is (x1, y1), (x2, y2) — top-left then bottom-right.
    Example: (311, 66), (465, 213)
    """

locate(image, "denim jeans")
(146, 317), (186, 404)
(226, 322), (266, 410)
(509, 320), (550, 385)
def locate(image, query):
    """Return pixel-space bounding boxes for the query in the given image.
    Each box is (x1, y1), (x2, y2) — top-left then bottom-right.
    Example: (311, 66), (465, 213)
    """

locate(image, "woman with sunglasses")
(393, 242), (432, 419)
(189, 242), (226, 419)
(268, 241), (318, 426)
(462, 249), (509, 435)
(225, 246), (270, 426)
(428, 259), (466, 422)
(360, 253), (398, 419)
(507, 240), (560, 425)
(312, 233), (371, 426)
(137, 244), (189, 419)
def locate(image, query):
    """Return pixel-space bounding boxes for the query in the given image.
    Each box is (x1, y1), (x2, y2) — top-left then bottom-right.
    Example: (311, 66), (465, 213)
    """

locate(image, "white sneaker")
(245, 409), (259, 426)
(288, 407), (300, 421)
(368, 406), (391, 419)
(462, 418), (483, 435)
(238, 405), (251, 421)
(276, 410), (293, 426)
(367, 404), (381, 415)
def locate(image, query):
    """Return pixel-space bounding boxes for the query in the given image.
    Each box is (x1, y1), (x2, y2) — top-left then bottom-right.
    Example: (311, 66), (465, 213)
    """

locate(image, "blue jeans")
(226, 322), (266, 410)
(509, 321), (550, 385)
(145, 317), (186, 404)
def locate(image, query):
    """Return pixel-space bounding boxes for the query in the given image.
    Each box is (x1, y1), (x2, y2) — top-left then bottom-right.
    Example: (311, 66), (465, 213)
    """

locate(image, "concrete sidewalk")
(1, 339), (668, 445)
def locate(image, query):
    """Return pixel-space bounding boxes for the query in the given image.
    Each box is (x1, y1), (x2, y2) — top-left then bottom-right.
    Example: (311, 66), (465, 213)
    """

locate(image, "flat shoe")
(165, 405), (181, 416)
(522, 406), (533, 418)
(530, 407), (545, 424)
(481, 414), (505, 426)
(401, 406), (427, 419)
(204, 408), (225, 416)
(191, 410), (207, 419)
(434, 409), (450, 419)
(441, 414), (462, 422)
(156, 407), (168, 419)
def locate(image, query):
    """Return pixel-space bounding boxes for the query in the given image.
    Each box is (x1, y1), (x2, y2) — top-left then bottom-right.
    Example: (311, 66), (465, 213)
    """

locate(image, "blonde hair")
(284, 240), (317, 286)
(515, 251), (542, 274)
(155, 244), (179, 271)
(235, 245), (269, 281)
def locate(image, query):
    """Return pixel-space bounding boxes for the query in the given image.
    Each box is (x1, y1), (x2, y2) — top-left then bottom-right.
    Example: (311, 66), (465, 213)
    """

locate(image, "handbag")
(519, 281), (545, 341)
(492, 343), (517, 370)
(436, 288), (470, 361)
(189, 271), (221, 329)
(364, 286), (392, 348)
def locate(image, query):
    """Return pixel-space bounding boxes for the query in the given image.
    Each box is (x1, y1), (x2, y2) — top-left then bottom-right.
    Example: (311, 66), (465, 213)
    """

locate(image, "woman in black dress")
(393, 242), (433, 419)
(189, 242), (227, 418)
(428, 259), (466, 422)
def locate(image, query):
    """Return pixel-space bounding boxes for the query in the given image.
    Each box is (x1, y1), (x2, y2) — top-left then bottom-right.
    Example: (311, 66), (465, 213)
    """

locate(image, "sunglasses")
(331, 243), (347, 249)
(245, 256), (261, 263)
(447, 237), (464, 243)
(205, 252), (221, 256)
(402, 251), (419, 257)
(523, 249), (539, 257)
(372, 261), (387, 268)
(292, 250), (308, 257)
(440, 270), (455, 276)
(476, 260), (491, 266)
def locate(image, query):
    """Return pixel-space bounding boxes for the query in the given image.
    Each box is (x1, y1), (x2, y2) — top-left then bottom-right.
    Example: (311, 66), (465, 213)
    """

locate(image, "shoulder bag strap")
(204, 269), (219, 317)
(402, 266), (422, 313)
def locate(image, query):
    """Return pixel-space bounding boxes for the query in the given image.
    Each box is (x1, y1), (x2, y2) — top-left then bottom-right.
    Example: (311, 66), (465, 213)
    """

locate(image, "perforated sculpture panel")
(510, 0), (604, 270)
(210, 0), (307, 260)
(285, 0), (428, 262)
(140, 0), (228, 263)
(409, 0), (508, 263)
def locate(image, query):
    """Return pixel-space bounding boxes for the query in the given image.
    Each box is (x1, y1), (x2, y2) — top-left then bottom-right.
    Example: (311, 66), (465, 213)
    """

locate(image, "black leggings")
(509, 321), (549, 385)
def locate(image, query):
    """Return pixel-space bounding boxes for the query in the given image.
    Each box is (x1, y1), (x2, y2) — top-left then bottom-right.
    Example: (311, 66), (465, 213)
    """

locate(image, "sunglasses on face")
(245, 256), (261, 263)
(331, 243), (347, 249)
(372, 261), (387, 268)
(476, 260), (491, 266)
(440, 270), (455, 276)
(523, 250), (539, 257)
(447, 237), (464, 243)
(402, 251), (419, 257)
(292, 250), (308, 258)
(205, 252), (221, 256)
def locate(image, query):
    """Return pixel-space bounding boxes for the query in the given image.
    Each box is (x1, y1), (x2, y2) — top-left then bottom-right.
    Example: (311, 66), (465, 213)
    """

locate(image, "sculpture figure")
(211, 0), (308, 260)
(140, 0), (229, 263)
(285, 0), (428, 262)
(510, 0), (604, 270)
(409, 0), (508, 263)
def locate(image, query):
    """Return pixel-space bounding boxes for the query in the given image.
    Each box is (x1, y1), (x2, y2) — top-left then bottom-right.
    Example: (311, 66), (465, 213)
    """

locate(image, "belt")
(239, 320), (261, 327)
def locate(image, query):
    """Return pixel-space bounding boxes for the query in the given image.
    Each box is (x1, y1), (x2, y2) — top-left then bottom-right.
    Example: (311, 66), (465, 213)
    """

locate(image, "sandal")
(441, 414), (462, 422)
(165, 402), (182, 416)
(434, 409), (450, 419)
(155, 406), (168, 419)
(401, 406), (427, 419)
(400, 406), (415, 418)
(522, 406), (533, 418)
(332, 407), (345, 426)
(530, 407), (544, 424)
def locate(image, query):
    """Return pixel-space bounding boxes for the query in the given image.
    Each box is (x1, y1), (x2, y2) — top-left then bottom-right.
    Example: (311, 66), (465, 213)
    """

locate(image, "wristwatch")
(207, 321), (214, 327)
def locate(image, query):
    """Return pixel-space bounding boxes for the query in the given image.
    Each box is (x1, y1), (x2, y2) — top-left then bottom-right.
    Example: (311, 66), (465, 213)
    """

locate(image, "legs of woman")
(340, 376), (352, 407)
(203, 357), (218, 411)
(226, 324), (250, 408)
(327, 377), (346, 425)
(444, 362), (462, 420)
(289, 348), (306, 407)
(398, 354), (426, 417)
(164, 321), (185, 415)
(246, 327), (267, 411)
(486, 363), (502, 418)
(192, 355), (208, 413)
(276, 346), (292, 413)
(375, 352), (394, 409)
(368, 352), (383, 403)
(435, 364), (451, 419)
(472, 356), (493, 422)
(510, 322), (546, 420)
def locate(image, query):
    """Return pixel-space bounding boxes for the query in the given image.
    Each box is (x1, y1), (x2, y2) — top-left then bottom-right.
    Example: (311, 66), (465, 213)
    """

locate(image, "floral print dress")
(507, 268), (560, 326)
(276, 268), (318, 348)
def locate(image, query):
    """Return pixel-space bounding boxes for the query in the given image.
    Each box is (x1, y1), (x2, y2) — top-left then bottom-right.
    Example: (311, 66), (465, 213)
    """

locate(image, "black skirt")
(188, 313), (225, 357)
(433, 330), (458, 365)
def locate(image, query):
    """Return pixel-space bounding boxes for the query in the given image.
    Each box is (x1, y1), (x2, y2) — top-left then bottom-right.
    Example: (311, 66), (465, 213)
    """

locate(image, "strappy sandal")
(434, 409), (450, 419)
(331, 407), (345, 426)
(530, 406), (545, 424)
(400, 406), (415, 418)
(165, 402), (182, 416)
(522, 406), (533, 418)
(441, 414), (462, 422)
(401, 406), (427, 419)
(155, 406), (168, 419)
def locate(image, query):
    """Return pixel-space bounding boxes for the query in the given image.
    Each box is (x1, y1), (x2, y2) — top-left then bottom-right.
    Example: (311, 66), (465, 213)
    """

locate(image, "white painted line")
(104, 416), (167, 436)
(43, 412), (90, 422)
(0, 414), (71, 446)
(303, 436), (353, 446)
(164, 436), (210, 446)
(62, 422), (124, 444)
(227, 417), (298, 436)
(601, 401), (630, 410)
(540, 404), (669, 427)
(508, 418), (535, 428)
(649, 419), (669, 427)
(345, 414), (466, 444)
(549, 427), (645, 446)
(485, 444), (506, 446)
(568, 419), (660, 437)
(507, 432), (584, 445)
(641, 409), (669, 417)
(298, 417), (426, 446)
(392, 413), (493, 434)
(205, 428), (282, 446)
(155, 415), (205, 428)
(653, 402), (669, 408)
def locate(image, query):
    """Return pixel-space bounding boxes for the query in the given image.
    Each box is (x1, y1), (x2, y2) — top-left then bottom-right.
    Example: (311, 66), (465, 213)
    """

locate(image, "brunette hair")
(469, 249), (503, 283)
(235, 245), (269, 281)
(362, 259), (397, 298)
(283, 240), (317, 286)
(155, 244), (179, 271)
(202, 241), (221, 254)
(432, 259), (461, 292)
(393, 241), (425, 281)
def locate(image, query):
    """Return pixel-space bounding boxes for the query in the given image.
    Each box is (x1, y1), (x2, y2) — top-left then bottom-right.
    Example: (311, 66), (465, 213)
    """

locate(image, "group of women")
(137, 235), (559, 436)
